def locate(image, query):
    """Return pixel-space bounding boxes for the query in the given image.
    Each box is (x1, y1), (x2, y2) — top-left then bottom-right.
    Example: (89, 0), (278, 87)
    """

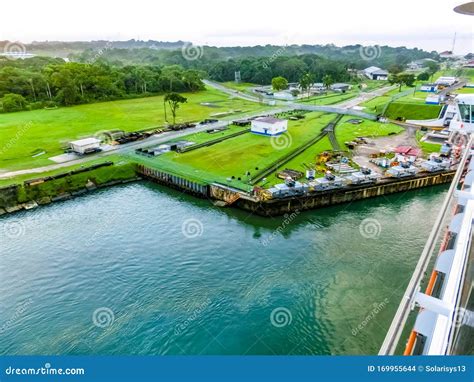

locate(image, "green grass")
(134, 112), (336, 190)
(263, 136), (333, 187)
(416, 131), (442, 156)
(335, 116), (404, 149)
(0, 87), (271, 171)
(385, 103), (442, 120)
(20, 162), (136, 200)
(454, 87), (474, 94)
(0, 154), (131, 187)
(168, 124), (249, 145)
(433, 68), (474, 82)
(222, 82), (258, 92)
(297, 91), (358, 105)
(393, 90), (431, 105)
(359, 96), (392, 114)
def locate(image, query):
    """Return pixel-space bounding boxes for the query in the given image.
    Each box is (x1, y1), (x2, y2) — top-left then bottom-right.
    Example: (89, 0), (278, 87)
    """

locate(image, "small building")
(69, 138), (101, 154)
(310, 83), (326, 92)
(426, 94), (441, 105)
(394, 146), (421, 163)
(439, 50), (453, 59)
(420, 83), (438, 92)
(435, 76), (457, 86)
(251, 117), (288, 136)
(463, 60), (474, 68)
(331, 83), (352, 92)
(273, 91), (294, 101)
(364, 66), (389, 80)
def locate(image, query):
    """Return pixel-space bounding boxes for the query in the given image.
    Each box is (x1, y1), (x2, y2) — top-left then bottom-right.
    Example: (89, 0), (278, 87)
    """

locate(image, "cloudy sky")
(2, 0), (473, 53)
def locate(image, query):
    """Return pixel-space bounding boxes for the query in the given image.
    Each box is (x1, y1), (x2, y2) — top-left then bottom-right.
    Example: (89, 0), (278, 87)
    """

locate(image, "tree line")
(0, 57), (205, 112)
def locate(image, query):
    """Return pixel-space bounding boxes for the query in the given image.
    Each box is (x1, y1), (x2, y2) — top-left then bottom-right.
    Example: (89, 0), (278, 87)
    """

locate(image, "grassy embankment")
(131, 112), (336, 190)
(0, 160), (136, 210)
(0, 87), (271, 171)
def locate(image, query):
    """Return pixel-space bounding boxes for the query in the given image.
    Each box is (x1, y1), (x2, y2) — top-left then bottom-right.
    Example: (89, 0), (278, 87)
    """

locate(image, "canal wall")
(136, 165), (209, 197)
(233, 171), (456, 216)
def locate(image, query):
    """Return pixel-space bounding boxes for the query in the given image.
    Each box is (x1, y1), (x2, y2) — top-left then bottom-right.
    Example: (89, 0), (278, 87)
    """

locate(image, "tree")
(417, 72), (430, 81)
(164, 92), (187, 125)
(425, 61), (440, 81)
(389, 73), (416, 92)
(322, 74), (334, 91)
(388, 64), (404, 74)
(299, 73), (313, 98)
(271, 76), (288, 91)
(1, 93), (27, 112)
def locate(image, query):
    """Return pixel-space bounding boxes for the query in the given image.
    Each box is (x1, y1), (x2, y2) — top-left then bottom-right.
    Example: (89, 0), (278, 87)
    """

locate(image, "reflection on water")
(0, 182), (448, 355)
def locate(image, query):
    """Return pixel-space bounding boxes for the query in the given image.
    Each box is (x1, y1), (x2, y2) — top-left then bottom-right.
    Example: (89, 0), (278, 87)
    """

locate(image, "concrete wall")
(234, 171), (455, 216)
(137, 165), (209, 197)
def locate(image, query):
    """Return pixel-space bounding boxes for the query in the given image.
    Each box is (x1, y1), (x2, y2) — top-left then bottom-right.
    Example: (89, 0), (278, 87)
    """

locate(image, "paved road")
(205, 80), (394, 119)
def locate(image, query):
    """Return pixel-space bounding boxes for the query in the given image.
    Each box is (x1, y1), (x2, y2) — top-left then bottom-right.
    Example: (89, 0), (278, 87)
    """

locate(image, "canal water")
(0, 182), (448, 355)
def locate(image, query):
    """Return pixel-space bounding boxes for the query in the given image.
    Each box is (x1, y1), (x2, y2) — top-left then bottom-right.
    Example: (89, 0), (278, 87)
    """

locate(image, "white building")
(251, 117), (288, 136)
(435, 76), (457, 86)
(70, 138), (101, 154)
(273, 91), (294, 101)
(363, 66), (389, 80)
(420, 83), (438, 92)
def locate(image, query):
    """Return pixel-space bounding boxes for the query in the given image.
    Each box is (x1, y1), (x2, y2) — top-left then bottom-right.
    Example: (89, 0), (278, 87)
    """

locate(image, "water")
(0, 182), (447, 355)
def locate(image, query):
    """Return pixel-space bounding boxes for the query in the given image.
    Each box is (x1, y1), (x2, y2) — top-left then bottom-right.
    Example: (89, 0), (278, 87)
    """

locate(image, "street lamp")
(453, 1), (474, 15)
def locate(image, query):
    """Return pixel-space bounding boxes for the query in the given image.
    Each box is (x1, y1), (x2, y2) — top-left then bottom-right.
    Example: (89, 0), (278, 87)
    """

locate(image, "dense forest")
(0, 40), (440, 113)
(0, 57), (205, 112)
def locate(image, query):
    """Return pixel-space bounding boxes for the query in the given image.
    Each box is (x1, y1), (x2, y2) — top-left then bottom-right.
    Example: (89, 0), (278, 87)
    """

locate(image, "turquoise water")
(0, 182), (447, 355)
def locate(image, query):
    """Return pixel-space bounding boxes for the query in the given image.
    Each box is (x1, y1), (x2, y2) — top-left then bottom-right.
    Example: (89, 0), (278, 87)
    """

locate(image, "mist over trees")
(0, 40), (440, 112)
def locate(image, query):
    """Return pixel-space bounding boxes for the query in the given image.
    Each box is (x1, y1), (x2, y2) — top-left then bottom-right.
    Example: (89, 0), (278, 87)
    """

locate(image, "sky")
(1, 0), (473, 53)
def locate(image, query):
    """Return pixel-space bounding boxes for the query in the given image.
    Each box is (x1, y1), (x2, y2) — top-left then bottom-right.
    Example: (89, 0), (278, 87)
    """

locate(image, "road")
(1, 82), (394, 180)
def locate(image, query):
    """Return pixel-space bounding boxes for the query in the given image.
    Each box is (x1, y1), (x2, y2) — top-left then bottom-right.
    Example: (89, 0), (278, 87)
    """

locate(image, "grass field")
(454, 87), (474, 94)
(0, 87), (271, 171)
(385, 103), (442, 120)
(263, 136), (333, 187)
(297, 91), (358, 105)
(359, 96), (392, 114)
(133, 112), (336, 190)
(222, 82), (258, 92)
(133, 111), (406, 190)
(416, 131), (442, 155)
(335, 116), (404, 149)
(393, 90), (430, 105)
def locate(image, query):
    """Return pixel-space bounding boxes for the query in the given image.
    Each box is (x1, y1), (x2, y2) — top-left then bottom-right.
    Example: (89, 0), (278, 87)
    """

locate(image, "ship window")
(446, 232), (458, 250)
(459, 104), (471, 123)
